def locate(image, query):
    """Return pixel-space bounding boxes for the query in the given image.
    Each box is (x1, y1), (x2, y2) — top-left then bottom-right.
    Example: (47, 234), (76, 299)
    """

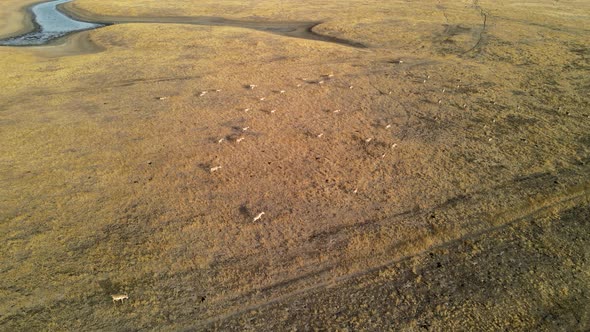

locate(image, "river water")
(0, 0), (104, 46)
(0, 0), (365, 49)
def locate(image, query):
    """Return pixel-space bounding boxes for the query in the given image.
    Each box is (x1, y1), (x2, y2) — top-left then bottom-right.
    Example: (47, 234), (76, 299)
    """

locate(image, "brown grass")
(1, 0), (589, 330)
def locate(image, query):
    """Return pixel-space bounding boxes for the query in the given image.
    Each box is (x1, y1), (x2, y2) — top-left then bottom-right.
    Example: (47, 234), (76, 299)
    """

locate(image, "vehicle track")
(190, 178), (590, 329)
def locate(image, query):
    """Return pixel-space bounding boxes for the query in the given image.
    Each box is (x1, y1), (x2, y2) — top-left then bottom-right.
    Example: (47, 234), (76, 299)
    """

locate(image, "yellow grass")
(1, 0), (589, 330)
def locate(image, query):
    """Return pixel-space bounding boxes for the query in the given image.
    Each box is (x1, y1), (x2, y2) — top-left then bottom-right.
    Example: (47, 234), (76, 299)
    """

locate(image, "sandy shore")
(0, 0), (106, 57)
(0, 0), (45, 39)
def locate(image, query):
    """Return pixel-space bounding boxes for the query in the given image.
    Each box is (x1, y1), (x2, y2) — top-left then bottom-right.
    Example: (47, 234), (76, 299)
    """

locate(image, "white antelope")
(111, 294), (128, 303)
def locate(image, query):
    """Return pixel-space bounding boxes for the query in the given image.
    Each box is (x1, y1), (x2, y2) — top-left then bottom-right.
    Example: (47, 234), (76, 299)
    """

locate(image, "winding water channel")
(0, 0), (365, 48)
(0, 0), (105, 46)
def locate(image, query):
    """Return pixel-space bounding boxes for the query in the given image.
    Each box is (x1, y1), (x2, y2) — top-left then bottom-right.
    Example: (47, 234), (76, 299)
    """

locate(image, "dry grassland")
(0, 0), (589, 330)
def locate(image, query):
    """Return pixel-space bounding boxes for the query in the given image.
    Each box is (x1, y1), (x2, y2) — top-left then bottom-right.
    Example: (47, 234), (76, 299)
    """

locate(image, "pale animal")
(253, 212), (265, 222)
(111, 294), (128, 303)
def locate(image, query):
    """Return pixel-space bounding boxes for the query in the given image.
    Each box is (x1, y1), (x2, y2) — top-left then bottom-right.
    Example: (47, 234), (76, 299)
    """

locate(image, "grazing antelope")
(249, 84), (257, 89)
(111, 294), (128, 304)
(199, 91), (207, 97)
(210, 166), (222, 173)
(236, 137), (245, 143)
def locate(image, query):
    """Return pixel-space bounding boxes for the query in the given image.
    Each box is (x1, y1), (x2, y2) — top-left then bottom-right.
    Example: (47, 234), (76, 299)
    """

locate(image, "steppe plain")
(1, 0), (589, 330)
